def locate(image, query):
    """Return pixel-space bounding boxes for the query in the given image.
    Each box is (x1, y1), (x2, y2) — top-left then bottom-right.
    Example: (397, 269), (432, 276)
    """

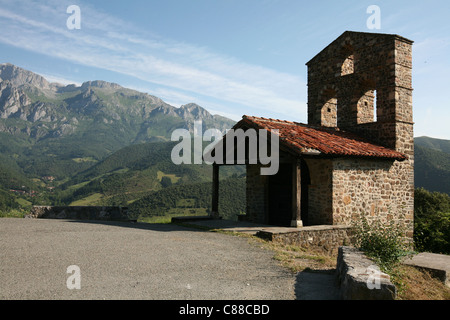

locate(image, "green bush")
(414, 188), (450, 254)
(352, 215), (410, 272)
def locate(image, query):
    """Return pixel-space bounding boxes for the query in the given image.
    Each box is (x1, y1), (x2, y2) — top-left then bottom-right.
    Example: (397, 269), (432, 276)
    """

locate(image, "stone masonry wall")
(304, 158), (333, 225)
(306, 31), (414, 237)
(306, 31), (414, 155)
(258, 225), (352, 255)
(332, 158), (414, 237)
(245, 164), (267, 223)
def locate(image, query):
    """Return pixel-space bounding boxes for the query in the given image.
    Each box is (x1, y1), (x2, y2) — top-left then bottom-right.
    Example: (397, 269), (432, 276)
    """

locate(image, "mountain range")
(0, 63), (245, 218)
(0, 63), (235, 179)
(0, 63), (449, 219)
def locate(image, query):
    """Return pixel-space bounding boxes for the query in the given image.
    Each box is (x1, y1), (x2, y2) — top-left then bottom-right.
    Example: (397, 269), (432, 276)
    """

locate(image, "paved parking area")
(0, 218), (297, 300)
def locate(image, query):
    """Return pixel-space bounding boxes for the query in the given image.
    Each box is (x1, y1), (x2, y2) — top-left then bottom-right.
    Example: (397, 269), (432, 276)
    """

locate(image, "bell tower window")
(321, 88), (337, 127)
(341, 54), (354, 75)
(357, 89), (378, 124)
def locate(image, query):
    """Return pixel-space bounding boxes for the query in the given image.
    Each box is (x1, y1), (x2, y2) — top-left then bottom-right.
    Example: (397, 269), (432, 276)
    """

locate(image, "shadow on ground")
(295, 270), (341, 300)
(65, 219), (207, 232)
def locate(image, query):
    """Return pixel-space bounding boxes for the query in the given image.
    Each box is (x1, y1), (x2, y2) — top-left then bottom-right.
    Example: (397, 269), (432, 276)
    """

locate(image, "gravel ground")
(0, 218), (297, 300)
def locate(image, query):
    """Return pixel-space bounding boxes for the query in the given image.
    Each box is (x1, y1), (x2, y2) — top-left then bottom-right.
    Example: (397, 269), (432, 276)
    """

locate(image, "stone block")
(336, 246), (397, 300)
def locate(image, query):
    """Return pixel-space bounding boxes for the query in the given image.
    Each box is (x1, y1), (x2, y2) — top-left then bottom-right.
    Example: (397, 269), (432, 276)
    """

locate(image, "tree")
(414, 188), (450, 254)
(160, 176), (172, 188)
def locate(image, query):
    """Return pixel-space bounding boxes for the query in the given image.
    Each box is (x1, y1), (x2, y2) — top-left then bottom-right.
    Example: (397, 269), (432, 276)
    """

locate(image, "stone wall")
(257, 225), (352, 254)
(26, 206), (130, 222)
(245, 164), (268, 223)
(304, 159), (333, 225)
(337, 246), (397, 300)
(332, 158), (414, 237)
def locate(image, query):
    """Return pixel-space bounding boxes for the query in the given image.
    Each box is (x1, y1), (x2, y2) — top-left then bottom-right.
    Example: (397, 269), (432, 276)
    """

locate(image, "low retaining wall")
(336, 246), (396, 300)
(256, 225), (353, 254)
(26, 206), (130, 222)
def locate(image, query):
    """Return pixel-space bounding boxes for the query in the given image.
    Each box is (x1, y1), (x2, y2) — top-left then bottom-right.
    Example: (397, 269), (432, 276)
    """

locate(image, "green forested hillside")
(56, 140), (245, 209)
(414, 143), (450, 195)
(415, 136), (450, 154)
(0, 154), (34, 191)
(128, 176), (246, 221)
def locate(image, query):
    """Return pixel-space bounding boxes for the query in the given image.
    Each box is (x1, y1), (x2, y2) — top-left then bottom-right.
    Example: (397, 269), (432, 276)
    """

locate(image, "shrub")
(352, 215), (411, 272)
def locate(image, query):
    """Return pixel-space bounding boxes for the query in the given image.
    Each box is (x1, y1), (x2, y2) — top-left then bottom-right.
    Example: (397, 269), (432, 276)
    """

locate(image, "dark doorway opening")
(268, 164), (293, 227)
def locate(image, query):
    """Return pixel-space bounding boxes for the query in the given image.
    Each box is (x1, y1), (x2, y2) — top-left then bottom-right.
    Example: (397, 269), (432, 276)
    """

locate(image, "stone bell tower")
(306, 31), (415, 237)
(306, 31), (414, 158)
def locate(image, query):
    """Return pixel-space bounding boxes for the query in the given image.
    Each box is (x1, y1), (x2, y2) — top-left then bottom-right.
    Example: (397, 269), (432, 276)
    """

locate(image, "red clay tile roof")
(235, 116), (407, 160)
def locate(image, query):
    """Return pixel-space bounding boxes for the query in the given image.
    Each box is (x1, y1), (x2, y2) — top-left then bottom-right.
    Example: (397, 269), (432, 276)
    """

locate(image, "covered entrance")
(267, 159), (310, 227)
(211, 157), (310, 228)
(268, 164), (292, 226)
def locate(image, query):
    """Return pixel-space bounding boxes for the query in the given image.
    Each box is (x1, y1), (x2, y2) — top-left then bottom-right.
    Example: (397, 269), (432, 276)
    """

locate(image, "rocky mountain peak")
(0, 63), (236, 142)
(81, 80), (123, 90)
(0, 63), (52, 90)
(177, 103), (212, 120)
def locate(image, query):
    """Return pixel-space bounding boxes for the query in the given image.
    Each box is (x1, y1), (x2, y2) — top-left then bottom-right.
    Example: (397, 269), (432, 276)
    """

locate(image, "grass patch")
(138, 212), (204, 227)
(138, 215), (174, 224)
(394, 265), (450, 300)
(72, 157), (98, 163)
(0, 209), (26, 218)
(135, 214), (450, 300)
(264, 242), (336, 273)
(15, 197), (32, 208)
(70, 193), (103, 206)
(157, 170), (180, 183)
(180, 222), (450, 300)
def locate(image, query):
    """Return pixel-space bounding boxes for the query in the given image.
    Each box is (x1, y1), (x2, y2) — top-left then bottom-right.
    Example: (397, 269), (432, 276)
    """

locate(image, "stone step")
(402, 252), (450, 287)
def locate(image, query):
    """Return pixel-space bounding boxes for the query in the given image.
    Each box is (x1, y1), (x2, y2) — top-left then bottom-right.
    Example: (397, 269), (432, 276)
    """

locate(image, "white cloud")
(0, 0), (306, 121)
(39, 74), (81, 86)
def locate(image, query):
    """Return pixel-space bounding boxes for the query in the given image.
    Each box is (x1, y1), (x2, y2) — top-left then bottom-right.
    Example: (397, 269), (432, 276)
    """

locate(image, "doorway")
(268, 164), (293, 227)
(267, 160), (310, 227)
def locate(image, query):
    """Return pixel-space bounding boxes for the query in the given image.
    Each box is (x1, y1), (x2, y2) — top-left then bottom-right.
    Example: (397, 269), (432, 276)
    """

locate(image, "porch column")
(211, 164), (220, 219)
(291, 160), (303, 227)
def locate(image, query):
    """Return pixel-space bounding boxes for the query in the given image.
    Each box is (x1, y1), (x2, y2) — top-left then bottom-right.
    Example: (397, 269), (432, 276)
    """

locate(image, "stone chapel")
(210, 31), (414, 238)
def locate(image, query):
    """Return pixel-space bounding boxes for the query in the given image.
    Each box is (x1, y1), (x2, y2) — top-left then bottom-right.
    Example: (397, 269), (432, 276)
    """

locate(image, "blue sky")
(0, 0), (449, 139)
